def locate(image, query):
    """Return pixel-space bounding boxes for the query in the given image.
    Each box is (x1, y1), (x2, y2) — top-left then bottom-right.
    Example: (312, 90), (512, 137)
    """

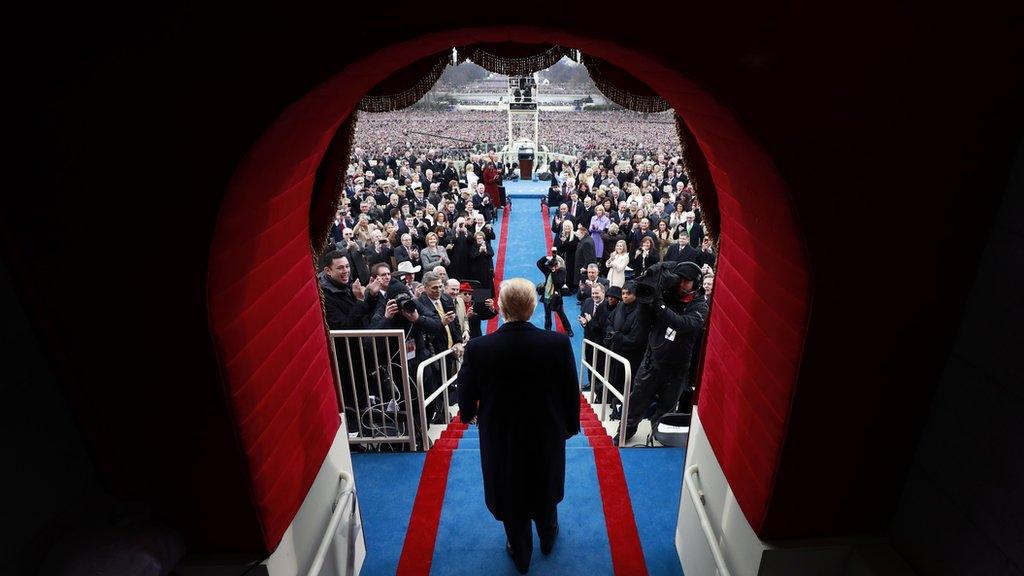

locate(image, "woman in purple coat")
(588, 205), (611, 259)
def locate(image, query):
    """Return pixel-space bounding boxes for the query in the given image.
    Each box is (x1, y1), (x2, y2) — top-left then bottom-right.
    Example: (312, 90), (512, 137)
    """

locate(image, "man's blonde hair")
(498, 278), (537, 322)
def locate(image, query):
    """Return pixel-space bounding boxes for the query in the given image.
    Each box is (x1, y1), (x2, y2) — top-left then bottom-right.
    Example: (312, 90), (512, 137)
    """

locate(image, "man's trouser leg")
(503, 515), (533, 567)
(534, 504), (558, 544)
(616, 355), (659, 440)
(648, 365), (687, 433)
(543, 301), (553, 330)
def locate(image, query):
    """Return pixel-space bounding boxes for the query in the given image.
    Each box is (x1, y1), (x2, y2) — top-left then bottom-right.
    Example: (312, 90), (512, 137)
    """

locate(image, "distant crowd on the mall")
(354, 109), (680, 163)
(535, 150), (716, 445)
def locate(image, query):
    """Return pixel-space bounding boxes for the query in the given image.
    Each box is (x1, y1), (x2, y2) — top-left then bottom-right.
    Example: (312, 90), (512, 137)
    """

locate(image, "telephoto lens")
(395, 293), (418, 313)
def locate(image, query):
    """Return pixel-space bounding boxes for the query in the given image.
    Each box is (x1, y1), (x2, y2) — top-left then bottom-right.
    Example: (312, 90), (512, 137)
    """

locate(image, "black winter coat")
(457, 322), (580, 521)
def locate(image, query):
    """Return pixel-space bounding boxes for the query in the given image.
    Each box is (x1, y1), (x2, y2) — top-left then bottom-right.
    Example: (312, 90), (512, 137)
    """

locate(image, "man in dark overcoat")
(457, 278), (580, 574)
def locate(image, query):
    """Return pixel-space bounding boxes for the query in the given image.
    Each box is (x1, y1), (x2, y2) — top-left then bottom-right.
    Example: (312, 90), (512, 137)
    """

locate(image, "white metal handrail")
(415, 347), (461, 449)
(684, 465), (732, 576)
(328, 329), (417, 452)
(579, 338), (633, 447)
(307, 470), (360, 576)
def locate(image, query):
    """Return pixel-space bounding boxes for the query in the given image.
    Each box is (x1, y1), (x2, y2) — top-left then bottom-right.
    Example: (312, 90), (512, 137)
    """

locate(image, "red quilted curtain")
(461, 43), (570, 76)
(358, 50), (457, 112)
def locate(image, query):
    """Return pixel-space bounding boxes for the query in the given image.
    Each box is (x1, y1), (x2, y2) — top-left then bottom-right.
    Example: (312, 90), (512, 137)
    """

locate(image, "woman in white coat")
(605, 240), (630, 287)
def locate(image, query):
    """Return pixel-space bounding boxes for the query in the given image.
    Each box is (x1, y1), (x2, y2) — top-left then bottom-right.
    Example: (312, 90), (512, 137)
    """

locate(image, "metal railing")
(306, 470), (360, 576)
(415, 347), (461, 449)
(328, 329), (417, 452)
(579, 338), (633, 447)
(684, 465), (732, 576)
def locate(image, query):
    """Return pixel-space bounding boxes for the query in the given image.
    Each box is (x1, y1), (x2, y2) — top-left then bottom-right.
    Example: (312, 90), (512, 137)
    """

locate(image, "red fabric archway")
(207, 27), (810, 550)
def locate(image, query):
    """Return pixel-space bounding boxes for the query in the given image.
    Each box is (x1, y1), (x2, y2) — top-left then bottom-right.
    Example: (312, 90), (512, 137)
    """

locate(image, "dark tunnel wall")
(3, 1), (1022, 555)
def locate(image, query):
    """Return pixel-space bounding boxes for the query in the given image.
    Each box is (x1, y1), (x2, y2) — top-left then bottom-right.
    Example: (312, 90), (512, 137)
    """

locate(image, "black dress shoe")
(506, 540), (530, 573)
(540, 524), (559, 555)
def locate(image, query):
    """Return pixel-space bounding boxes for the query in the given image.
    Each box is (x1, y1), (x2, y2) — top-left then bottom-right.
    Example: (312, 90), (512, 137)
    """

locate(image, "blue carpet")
(431, 444), (614, 575)
(351, 452), (427, 576)
(499, 181), (587, 372)
(504, 179), (548, 197)
(620, 448), (687, 576)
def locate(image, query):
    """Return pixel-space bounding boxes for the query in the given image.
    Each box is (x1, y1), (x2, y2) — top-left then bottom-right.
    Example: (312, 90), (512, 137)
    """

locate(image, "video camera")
(633, 261), (700, 305)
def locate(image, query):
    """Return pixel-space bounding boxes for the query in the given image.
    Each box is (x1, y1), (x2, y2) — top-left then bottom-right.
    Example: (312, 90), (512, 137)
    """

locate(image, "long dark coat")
(457, 321), (581, 521)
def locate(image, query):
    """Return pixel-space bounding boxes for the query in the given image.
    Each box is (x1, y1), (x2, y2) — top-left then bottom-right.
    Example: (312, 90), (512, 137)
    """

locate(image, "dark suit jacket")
(574, 235), (597, 271)
(665, 243), (702, 265)
(457, 321), (580, 521)
(417, 294), (463, 352)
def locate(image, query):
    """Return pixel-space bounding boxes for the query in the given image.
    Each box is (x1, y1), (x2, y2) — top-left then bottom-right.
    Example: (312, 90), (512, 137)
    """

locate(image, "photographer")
(614, 262), (709, 445)
(371, 283), (446, 426)
(537, 252), (573, 337)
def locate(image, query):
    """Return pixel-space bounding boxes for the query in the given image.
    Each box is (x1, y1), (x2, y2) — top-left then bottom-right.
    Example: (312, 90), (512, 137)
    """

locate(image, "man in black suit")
(573, 226), (597, 280)
(418, 270), (463, 422)
(665, 233), (701, 264)
(566, 191), (584, 223)
(682, 211), (703, 248)
(457, 278), (580, 574)
(550, 203), (575, 235)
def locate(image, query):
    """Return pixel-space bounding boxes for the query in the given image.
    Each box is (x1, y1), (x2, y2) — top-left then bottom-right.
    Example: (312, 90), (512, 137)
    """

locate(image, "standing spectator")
(319, 252), (383, 330)
(577, 263), (610, 304)
(604, 281), (647, 419)
(629, 236), (660, 277)
(605, 240), (630, 287)
(665, 232), (701, 264)
(483, 161), (501, 208)
(682, 211), (703, 248)
(468, 231), (495, 292)
(654, 220), (672, 260)
(553, 220), (579, 290)
(573, 226), (597, 284)
(465, 162), (479, 190)
(420, 232), (451, 273)
(447, 278), (471, 343)
(588, 205), (611, 258)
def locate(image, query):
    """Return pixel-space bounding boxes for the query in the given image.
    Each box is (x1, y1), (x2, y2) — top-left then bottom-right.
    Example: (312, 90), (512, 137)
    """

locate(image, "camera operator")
(537, 252), (573, 337)
(614, 262), (709, 445)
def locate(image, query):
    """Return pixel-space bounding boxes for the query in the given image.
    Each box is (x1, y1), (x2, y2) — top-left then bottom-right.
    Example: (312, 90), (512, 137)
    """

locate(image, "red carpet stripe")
(486, 205), (511, 334)
(540, 203), (567, 333)
(396, 417), (468, 576)
(579, 395), (649, 575)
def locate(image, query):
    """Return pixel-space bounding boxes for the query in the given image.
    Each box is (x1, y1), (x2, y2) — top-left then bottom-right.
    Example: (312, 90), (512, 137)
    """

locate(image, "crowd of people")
(318, 147), (511, 438)
(353, 109), (680, 162)
(538, 151), (716, 444)
(325, 110), (716, 447)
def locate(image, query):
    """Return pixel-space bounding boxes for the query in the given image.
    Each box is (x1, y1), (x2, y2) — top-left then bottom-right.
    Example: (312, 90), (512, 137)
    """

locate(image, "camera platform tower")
(507, 76), (538, 178)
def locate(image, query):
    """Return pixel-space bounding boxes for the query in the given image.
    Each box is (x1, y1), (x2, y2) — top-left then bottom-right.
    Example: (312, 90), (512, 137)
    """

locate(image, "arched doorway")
(206, 27), (811, 551)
